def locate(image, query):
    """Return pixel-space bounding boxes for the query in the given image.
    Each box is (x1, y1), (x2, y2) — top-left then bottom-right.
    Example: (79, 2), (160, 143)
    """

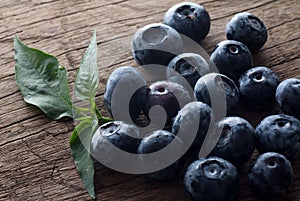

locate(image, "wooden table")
(1, 0), (299, 200)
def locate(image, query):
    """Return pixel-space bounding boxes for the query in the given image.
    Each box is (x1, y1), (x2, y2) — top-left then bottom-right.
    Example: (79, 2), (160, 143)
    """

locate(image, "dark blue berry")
(164, 2), (210, 43)
(137, 130), (183, 180)
(226, 12), (268, 51)
(248, 152), (294, 198)
(239, 66), (279, 109)
(255, 114), (300, 161)
(209, 40), (253, 82)
(103, 66), (147, 121)
(144, 81), (192, 127)
(184, 157), (240, 201)
(172, 101), (214, 157)
(194, 73), (239, 115)
(131, 23), (183, 66)
(91, 121), (140, 162)
(209, 116), (255, 166)
(276, 78), (300, 119)
(167, 53), (210, 89)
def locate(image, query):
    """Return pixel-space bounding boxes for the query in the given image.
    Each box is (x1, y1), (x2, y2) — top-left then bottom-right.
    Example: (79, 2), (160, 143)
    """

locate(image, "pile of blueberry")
(91, 2), (300, 201)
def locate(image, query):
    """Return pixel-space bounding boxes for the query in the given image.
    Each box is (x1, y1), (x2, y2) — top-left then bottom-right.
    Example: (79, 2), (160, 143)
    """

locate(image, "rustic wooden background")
(0, 0), (299, 200)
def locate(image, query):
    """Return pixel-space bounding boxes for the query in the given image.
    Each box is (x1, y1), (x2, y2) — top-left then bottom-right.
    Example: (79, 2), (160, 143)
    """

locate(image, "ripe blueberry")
(194, 73), (239, 116)
(184, 157), (240, 201)
(276, 78), (300, 119)
(255, 114), (300, 161)
(167, 53), (210, 89)
(209, 116), (255, 166)
(226, 12), (268, 51)
(172, 101), (214, 157)
(91, 121), (140, 163)
(103, 66), (147, 121)
(137, 130), (183, 180)
(131, 23), (183, 66)
(144, 81), (192, 127)
(209, 40), (253, 82)
(239, 66), (279, 109)
(164, 2), (210, 43)
(248, 152), (294, 198)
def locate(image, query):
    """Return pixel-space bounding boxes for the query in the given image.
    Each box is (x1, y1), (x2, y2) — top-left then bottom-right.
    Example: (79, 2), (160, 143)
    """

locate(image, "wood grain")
(0, 0), (299, 200)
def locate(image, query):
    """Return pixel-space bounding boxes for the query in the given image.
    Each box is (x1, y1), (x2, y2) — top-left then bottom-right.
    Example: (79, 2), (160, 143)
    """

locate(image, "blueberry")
(144, 81), (192, 127)
(239, 66), (279, 109)
(104, 66), (147, 120)
(194, 73), (239, 115)
(209, 40), (253, 82)
(276, 78), (300, 119)
(248, 152), (294, 198)
(164, 2), (210, 43)
(137, 130), (183, 180)
(226, 12), (268, 51)
(91, 121), (140, 163)
(167, 53), (210, 89)
(255, 114), (300, 161)
(209, 116), (255, 166)
(184, 157), (240, 201)
(172, 101), (214, 156)
(131, 23), (183, 66)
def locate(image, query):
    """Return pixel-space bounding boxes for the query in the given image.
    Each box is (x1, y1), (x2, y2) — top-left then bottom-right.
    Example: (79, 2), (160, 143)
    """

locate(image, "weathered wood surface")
(0, 0), (299, 200)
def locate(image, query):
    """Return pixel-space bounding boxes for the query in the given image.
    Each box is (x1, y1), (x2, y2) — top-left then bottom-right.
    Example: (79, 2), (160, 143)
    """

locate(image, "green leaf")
(73, 31), (112, 123)
(71, 32), (105, 199)
(14, 36), (73, 120)
(70, 118), (98, 199)
(75, 31), (98, 102)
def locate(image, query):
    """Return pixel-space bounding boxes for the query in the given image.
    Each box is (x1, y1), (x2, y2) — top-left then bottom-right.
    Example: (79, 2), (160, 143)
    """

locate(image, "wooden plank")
(0, 0), (299, 200)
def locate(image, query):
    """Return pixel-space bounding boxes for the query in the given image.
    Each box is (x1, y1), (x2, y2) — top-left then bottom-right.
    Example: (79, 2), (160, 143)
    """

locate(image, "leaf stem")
(95, 107), (113, 123)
